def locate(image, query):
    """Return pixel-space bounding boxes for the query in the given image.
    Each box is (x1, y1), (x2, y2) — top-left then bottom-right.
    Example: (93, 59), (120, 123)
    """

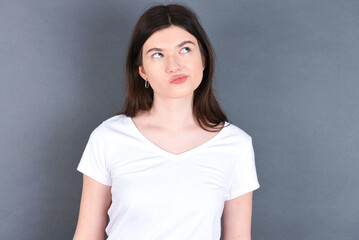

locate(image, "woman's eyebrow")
(145, 40), (196, 55)
(146, 47), (162, 55)
(177, 40), (195, 48)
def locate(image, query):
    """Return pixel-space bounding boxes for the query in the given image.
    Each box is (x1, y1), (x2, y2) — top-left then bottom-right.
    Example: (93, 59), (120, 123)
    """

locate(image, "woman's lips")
(170, 74), (187, 84)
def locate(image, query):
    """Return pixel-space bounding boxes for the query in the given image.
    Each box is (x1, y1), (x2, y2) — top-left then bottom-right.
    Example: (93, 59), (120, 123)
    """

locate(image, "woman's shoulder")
(222, 121), (253, 144)
(102, 114), (129, 126)
(89, 114), (131, 137)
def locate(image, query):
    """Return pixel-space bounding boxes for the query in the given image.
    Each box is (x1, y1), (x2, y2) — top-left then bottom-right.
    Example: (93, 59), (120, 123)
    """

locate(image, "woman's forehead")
(143, 26), (198, 49)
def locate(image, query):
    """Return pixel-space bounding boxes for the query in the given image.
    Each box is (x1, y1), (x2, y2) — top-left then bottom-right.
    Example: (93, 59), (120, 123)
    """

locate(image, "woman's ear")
(202, 56), (206, 70)
(138, 65), (147, 80)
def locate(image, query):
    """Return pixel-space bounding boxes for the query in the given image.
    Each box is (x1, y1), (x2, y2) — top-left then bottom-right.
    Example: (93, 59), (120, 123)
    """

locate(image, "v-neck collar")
(126, 115), (229, 159)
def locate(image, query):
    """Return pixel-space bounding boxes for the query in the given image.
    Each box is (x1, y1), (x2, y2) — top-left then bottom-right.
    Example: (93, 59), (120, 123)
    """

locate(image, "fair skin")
(135, 25), (221, 155)
(73, 175), (111, 240)
(222, 192), (254, 240)
(73, 25), (253, 240)
(136, 25), (206, 136)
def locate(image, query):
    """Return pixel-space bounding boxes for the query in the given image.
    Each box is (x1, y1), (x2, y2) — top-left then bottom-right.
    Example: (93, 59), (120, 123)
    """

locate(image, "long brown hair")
(117, 4), (229, 132)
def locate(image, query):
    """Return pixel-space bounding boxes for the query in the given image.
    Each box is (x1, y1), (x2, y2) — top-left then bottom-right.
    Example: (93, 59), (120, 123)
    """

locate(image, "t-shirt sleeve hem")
(225, 183), (260, 201)
(77, 165), (112, 186)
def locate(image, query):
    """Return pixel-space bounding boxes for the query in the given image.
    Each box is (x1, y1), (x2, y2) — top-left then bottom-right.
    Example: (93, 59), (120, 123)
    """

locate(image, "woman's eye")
(180, 47), (191, 53)
(152, 52), (163, 58)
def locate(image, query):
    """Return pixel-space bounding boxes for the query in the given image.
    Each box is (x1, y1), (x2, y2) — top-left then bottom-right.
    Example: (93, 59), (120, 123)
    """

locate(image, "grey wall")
(1, 0), (358, 239)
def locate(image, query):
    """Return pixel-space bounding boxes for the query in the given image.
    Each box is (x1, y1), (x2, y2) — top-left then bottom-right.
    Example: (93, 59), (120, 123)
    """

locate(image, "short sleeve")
(225, 137), (260, 200)
(77, 125), (112, 186)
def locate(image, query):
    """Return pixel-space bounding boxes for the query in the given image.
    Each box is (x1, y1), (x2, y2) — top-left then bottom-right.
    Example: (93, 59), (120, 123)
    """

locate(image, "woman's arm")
(221, 191), (253, 240)
(73, 174), (112, 240)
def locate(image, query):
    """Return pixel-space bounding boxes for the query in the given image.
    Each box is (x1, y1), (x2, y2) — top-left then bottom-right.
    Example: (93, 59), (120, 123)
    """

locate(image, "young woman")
(73, 4), (259, 240)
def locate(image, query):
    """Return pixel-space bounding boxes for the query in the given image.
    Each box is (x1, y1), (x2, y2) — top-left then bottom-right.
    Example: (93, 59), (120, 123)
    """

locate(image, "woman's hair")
(117, 3), (229, 132)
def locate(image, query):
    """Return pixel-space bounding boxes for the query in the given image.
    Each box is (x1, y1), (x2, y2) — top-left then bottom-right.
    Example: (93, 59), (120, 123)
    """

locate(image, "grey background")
(1, 0), (358, 239)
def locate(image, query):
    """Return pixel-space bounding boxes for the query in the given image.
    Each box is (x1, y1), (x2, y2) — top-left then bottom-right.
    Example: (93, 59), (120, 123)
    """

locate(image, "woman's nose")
(165, 55), (181, 73)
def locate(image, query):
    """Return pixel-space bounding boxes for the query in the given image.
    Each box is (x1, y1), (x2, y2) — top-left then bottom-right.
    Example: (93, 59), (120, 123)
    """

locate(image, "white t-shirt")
(77, 114), (260, 240)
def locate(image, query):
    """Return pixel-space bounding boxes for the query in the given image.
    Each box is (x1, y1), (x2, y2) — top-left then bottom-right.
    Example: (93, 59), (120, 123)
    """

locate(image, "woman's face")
(139, 25), (205, 100)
